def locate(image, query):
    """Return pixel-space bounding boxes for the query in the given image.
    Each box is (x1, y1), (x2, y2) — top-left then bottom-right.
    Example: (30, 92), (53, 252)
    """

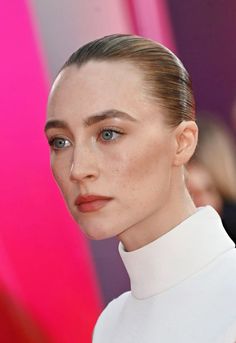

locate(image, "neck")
(117, 176), (196, 252)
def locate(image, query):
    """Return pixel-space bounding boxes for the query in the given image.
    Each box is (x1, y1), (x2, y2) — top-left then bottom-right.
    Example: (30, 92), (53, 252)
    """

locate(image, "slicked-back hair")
(61, 34), (195, 127)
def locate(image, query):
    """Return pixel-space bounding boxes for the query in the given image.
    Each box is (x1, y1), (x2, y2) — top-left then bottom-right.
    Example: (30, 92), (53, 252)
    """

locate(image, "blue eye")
(100, 129), (122, 142)
(49, 137), (71, 150)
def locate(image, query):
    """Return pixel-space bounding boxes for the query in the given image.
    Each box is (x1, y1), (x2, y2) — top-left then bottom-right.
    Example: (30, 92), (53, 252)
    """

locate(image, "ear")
(172, 121), (198, 167)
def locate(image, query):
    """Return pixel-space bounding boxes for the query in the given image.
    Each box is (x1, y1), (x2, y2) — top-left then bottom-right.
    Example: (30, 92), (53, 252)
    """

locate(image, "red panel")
(0, 0), (102, 342)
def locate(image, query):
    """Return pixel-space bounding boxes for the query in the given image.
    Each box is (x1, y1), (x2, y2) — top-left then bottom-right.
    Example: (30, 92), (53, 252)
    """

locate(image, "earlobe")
(173, 121), (198, 166)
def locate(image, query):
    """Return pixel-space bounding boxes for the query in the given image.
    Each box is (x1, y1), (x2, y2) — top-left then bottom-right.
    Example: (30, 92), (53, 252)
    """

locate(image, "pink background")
(0, 1), (102, 341)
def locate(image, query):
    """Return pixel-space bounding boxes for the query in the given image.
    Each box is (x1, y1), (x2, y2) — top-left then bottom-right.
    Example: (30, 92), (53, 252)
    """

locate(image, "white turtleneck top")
(93, 206), (236, 342)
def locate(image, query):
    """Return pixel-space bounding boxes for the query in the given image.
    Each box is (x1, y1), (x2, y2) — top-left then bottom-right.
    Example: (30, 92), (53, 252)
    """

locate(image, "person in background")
(45, 34), (236, 342)
(187, 114), (236, 243)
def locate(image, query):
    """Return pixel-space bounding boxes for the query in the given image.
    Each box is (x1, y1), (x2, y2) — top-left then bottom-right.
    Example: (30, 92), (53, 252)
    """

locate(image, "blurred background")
(0, 0), (235, 342)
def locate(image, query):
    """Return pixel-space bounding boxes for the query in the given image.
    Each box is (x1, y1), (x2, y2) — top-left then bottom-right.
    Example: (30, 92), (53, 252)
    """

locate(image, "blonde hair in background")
(192, 114), (236, 202)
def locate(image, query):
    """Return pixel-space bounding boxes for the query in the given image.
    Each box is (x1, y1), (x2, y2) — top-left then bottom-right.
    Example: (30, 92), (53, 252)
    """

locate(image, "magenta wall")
(0, 1), (101, 342)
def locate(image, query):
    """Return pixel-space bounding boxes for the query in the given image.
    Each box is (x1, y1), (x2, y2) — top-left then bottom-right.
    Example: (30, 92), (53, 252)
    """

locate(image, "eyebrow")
(44, 119), (69, 132)
(84, 109), (137, 126)
(44, 109), (137, 132)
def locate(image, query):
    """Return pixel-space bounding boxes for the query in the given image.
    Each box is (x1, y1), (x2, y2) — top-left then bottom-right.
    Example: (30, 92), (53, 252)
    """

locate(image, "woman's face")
(186, 162), (223, 213)
(45, 61), (177, 240)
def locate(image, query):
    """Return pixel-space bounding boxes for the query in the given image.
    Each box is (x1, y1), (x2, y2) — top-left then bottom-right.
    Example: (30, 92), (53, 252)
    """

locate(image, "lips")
(75, 195), (112, 213)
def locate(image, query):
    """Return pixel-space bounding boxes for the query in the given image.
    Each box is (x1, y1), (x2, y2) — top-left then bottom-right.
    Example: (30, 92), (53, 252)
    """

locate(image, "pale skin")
(45, 60), (198, 252)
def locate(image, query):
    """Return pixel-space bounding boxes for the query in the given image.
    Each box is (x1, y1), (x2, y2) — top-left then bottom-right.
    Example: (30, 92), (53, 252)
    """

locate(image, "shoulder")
(93, 291), (131, 341)
(96, 291), (130, 324)
(220, 319), (236, 343)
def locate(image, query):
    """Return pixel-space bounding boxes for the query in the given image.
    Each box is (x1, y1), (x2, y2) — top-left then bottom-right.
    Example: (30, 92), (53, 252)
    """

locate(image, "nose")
(70, 145), (99, 183)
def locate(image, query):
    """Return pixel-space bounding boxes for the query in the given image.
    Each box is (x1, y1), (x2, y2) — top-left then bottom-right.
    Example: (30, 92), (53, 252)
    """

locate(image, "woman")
(45, 35), (236, 342)
(187, 115), (236, 243)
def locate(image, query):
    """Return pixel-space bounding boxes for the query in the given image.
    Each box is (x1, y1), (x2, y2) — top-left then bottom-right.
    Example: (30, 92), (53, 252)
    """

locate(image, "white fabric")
(93, 206), (236, 342)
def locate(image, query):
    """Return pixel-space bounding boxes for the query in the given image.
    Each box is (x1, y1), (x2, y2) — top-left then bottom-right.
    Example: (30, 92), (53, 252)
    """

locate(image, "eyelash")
(48, 127), (124, 150)
(48, 137), (71, 151)
(97, 127), (124, 143)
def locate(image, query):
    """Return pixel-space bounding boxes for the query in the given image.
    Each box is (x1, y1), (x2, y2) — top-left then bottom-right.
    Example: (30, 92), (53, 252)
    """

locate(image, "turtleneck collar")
(119, 206), (235, 299)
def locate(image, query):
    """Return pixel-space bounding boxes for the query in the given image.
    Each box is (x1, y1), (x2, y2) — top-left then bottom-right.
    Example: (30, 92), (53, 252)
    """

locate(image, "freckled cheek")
(108, 148), (152, 189)
(50, 155), (72, 193)
(111, 144), (172, 201)
(118, 145), (158, 178)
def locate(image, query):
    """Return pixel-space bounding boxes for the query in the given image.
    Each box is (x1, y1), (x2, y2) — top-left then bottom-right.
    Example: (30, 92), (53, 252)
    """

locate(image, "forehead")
(53, 60), (143, 88)
(48, 61), (148, 116)
(46, 60), (167, 130)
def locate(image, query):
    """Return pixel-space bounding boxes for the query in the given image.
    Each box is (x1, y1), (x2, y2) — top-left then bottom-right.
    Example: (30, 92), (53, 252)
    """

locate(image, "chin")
(79, 223), (117, 240)
(71, 215), (113, 240)
(70, 206), (126, 240)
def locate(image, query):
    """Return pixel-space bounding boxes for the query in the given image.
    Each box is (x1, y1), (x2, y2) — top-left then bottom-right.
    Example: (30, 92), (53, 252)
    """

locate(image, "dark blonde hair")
(191, 115), (236, 202)
(62, 34), (195, 127)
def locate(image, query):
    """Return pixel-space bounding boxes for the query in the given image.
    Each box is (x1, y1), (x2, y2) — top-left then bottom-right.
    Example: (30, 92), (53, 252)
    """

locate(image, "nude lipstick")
(75, 195), (112, 213)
